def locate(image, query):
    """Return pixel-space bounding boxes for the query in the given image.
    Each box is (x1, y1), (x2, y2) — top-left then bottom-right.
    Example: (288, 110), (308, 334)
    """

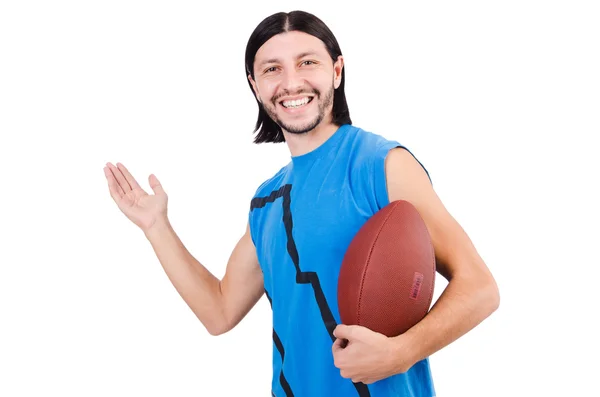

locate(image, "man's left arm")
(384, 147), (500, 373)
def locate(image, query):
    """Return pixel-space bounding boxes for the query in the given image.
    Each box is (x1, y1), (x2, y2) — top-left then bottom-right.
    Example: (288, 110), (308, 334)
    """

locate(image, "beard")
(262, 84), (335, 135)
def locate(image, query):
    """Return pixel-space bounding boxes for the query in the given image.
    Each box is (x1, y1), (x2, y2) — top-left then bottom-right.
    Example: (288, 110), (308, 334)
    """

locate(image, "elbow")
(205, 289), (232, 336)
(198, 306), (232, 336)
(206, 320), (232, 336)
(481, 275), (500, 315)
(452, 266), (500, 315)
(207, 327), (228, 337)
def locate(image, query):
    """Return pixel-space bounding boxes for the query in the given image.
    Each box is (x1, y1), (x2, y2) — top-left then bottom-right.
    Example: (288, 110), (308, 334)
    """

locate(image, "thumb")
(148, 174), (165, 196)
(333, 324), (355, 340)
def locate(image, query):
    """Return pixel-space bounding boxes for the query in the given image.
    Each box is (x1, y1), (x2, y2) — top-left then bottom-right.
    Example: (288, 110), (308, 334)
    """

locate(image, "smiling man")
(104, 10), (499, 397)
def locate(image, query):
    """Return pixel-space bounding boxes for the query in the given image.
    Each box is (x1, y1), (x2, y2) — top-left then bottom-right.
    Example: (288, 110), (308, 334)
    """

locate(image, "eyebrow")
(258, 52), (320, 67)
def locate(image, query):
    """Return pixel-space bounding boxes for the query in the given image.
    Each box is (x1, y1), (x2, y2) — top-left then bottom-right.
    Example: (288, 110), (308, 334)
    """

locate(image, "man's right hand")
(103, 162), (168, 233)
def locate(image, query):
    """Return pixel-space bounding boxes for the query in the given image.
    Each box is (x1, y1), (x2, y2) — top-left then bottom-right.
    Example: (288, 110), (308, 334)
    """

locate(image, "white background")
(1, 1), (599, 396)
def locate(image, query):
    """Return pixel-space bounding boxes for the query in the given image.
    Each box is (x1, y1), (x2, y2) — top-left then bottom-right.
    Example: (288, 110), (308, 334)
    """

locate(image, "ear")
(248, 73), (261, 103)
(333, 55), (344, 89)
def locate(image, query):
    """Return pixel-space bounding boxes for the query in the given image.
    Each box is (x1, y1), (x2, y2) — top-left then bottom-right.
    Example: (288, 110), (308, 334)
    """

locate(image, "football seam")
(356, 201), (400, 327)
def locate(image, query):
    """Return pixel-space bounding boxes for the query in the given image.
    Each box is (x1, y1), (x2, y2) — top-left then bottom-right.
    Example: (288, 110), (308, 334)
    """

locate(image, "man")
(104, 10), (499, 397)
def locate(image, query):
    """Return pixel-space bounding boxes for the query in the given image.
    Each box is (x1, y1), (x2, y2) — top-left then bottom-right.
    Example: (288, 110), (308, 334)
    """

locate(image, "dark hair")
(245, 10), (352, 144)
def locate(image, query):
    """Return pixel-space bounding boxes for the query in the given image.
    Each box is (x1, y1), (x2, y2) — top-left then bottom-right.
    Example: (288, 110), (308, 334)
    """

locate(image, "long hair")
(245, 10), (352, 144)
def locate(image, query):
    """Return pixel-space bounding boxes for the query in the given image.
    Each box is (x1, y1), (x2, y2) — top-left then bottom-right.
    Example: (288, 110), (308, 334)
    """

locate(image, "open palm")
(103, 162), (168, 232)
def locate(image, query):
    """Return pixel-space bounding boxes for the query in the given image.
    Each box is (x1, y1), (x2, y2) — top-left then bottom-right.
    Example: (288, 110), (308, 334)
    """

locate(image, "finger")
(332, 338), (345, 354)
(333, 338), (344, 349)
(333, 324), (342, 338)
(107, 162), (131, 193)
(333, 324), (352, 340)
(148, 174), (165, 196)
(104, 166), (125, 198)
(116, 162), (142, 190)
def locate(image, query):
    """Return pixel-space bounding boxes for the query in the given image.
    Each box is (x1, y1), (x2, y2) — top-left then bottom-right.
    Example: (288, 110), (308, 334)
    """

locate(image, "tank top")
(249, 124), (436, 397)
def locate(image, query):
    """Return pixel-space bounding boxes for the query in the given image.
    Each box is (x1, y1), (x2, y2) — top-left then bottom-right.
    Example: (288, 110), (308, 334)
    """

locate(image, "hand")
(103, 162), (168, 233)
(332, 324), (406, 385)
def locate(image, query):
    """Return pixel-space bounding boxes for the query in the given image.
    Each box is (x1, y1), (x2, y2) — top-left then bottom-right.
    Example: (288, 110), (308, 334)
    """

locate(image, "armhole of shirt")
(248, 209), (256, 247)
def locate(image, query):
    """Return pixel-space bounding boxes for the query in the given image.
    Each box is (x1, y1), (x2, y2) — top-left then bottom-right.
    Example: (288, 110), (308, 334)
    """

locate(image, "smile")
(280, 96), (314, 109)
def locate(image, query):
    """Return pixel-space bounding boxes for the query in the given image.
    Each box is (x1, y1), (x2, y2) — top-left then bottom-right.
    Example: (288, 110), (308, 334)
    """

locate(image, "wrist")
(144, 216), (171, 240)
(388, 332), (420, 374)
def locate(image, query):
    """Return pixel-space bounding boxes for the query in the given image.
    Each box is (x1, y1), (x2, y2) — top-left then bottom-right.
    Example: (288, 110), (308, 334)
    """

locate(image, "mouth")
(279, 96), (314, 110)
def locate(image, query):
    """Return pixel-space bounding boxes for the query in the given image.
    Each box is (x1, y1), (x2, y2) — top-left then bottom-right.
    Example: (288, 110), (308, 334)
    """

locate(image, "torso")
(249, 124), (435, 397)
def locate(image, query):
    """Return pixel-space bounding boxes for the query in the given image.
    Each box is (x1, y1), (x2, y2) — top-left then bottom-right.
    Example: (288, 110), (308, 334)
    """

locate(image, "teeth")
(282, 97), (310, 108)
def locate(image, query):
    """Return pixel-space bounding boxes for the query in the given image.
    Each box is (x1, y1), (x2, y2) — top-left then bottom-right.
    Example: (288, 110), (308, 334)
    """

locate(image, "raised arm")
(104, 162), (264, 336)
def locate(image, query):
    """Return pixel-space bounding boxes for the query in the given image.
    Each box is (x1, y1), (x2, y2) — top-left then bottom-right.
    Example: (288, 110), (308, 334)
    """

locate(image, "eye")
(301, 60), (316, 66)
(263, 66), (277, 74)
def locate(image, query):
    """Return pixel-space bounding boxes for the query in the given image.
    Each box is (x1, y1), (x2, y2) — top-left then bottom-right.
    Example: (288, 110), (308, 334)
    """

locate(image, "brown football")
(337, 200), (436, 337)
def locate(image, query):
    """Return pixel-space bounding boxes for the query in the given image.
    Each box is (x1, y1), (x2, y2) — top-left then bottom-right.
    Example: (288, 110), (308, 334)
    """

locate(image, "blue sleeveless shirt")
(249, 124), (436, 397)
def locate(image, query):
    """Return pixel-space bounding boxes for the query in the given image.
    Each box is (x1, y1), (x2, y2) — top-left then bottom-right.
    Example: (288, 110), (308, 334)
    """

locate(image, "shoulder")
(348, 125), (396, 152)
(250, 163), (290, 202)
(347, 125), (430, 170)
(344, 125), (431, 209)
(346, 126), (412, 169)
(247, 163), (290, 244)
(350, 125), (432, 185)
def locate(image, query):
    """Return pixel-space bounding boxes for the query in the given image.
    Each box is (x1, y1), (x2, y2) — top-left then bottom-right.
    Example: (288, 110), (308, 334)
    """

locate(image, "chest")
(255, 169), (375, 277)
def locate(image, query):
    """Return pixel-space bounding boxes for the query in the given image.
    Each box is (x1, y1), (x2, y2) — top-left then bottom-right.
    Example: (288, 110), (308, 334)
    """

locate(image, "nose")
(281, 67), (304, 93)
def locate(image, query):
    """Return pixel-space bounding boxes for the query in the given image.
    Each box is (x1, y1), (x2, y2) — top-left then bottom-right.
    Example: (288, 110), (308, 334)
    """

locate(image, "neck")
(283, 120), (340, 157)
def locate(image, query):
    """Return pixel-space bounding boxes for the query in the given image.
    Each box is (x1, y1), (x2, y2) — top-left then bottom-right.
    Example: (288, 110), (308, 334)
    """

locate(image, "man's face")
(249, 31), (343, 135)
